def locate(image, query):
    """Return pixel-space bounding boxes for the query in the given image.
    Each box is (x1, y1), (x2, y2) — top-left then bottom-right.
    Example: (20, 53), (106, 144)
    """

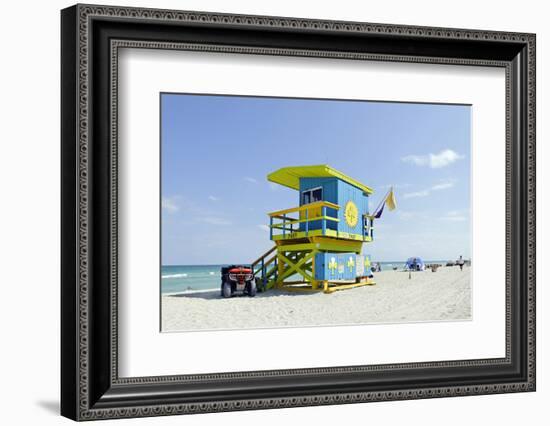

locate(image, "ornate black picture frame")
(61, 4), (536, 421)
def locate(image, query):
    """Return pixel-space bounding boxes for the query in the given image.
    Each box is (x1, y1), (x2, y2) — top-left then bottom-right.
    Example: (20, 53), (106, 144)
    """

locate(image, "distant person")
(457, 255), (465, 271)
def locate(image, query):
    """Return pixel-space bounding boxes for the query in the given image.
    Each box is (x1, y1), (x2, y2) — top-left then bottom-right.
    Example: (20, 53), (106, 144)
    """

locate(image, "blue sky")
(161, 93), (471, 265)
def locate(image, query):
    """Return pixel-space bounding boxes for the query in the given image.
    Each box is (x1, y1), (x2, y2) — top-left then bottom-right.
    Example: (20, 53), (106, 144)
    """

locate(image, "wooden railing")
(267, 201), (340, 239)
(363, 215), (375, 240)
(251, 246), (278, 291)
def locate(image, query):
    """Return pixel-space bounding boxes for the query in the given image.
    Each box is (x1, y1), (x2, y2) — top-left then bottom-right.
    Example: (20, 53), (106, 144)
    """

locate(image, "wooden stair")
(251, 246), (278, 291)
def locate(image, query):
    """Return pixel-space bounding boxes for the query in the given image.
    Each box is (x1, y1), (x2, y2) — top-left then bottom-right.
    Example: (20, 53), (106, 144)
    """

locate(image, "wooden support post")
(370, 217), (374, 239)
(311, 249), (316, 283)
(322, 205), (326, 235)
(277, 250), (284, 288)
(261, 257), (266, 289)
(278, 251), (314, 282)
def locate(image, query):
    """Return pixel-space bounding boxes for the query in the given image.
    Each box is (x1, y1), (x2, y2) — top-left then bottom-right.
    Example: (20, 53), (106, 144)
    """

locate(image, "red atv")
(220, 265), (256, 298)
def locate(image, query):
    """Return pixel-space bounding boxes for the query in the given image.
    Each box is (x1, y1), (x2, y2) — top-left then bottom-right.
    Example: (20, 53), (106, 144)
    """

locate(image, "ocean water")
(377, 260), (449, 271)
(161, 265), (223, 294)
(161, 260), (450, 294)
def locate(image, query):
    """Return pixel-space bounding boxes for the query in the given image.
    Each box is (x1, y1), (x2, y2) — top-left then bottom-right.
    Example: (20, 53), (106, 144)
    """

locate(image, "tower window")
(302, 187), (323, 204)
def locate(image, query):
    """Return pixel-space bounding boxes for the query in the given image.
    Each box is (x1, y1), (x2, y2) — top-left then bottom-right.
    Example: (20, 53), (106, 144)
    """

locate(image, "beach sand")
(161, 265), (471, 332)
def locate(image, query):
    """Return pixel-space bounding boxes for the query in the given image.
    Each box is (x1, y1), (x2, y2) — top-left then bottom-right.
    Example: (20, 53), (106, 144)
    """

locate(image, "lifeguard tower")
(252, 165), (378, 293)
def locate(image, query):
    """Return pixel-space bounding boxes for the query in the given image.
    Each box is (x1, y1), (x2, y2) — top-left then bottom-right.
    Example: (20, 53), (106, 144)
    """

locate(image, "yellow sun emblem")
(344, 200), (359, 228)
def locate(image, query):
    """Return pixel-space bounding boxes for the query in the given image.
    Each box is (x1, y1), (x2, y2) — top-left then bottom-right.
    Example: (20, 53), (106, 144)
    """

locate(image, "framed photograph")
(61, 4), (536, 421)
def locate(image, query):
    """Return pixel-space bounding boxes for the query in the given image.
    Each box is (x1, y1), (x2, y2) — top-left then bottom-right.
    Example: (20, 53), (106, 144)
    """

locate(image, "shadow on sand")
(166, 289), (317, 300)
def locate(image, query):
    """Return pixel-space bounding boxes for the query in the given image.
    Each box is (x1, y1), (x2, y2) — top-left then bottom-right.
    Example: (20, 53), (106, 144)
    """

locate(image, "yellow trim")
(272, 228), (372, 242)
(270, 216), (339, 229)
(277, 252), (314, 282)
(323, 279), (375, 293)
(270, 237), (374, 294)
(275, 239), (362, 253)
(267, 165), (374, 194)
(268, 200), (339, 217)
(277, 278), (376, 294)
(275, 242), (317, 251)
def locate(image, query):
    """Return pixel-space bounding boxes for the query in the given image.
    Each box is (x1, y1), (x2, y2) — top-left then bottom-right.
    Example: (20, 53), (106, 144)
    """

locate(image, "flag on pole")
(373, 203), (384, 218)
(372, 187), (397, 218)
(386, 187), (397, 211)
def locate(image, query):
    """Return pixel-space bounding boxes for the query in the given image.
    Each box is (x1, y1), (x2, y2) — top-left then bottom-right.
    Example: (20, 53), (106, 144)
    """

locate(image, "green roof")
(267, 165), (374, 195)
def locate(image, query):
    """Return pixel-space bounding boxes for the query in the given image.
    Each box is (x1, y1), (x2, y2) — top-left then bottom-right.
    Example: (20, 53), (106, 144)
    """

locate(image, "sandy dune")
(161, 266), (471, 332)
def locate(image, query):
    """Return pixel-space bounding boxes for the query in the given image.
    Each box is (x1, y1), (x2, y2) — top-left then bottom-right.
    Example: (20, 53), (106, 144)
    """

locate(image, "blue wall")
(314, 253), (373, 281)
(314, 252), (357, 281)
(298, 177), (369, 235)
(336, 180), (369, 236)
(298, 178), (338, 231)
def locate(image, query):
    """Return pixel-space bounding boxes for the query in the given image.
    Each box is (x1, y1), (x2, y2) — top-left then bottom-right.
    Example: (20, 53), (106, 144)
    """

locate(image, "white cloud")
(403, 180), (456, 199)
(430, 150), (464, 168)
(396, 211), (417, 220)
(257, 224), (270, 232)
(162, 196), (179, 213)
(244, 177), (258, 184)
(403, 190), (430, 199)
(442, 216), (467, 222)
(198, 217), (232, 226)
(440, 210), (468, 222)
(401, 149), (464, 169)
(431, 181), (455, 191)
(208, 195), (220, 201)
(401, 154), (429, 167)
